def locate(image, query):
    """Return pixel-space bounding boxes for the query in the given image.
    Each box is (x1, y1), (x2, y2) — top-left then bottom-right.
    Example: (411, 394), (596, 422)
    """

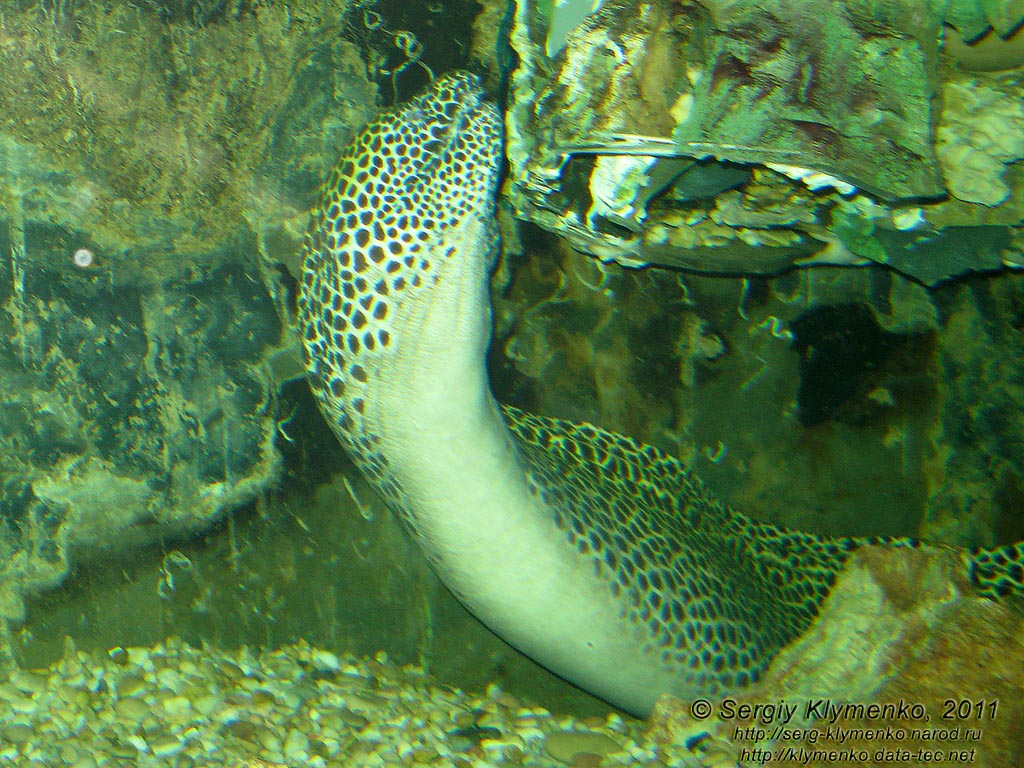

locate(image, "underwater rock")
(758, 544), (1024, 767)
(510, 0), (943, 198)
(646, 544), (1024, 767)
(0, 0), (385, 661)
(921, 275), (1024, 548)
(0, 259), (284, 660)
(789, 303), (933, 427)
(937, 77), (1024, 206)
(506, 0), (1023, 284)
(0, 2), (375, 288)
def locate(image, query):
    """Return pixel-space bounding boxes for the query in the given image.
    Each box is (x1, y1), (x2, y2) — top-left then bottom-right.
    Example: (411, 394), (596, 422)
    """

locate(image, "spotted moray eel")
(297, 72), (1024, 716)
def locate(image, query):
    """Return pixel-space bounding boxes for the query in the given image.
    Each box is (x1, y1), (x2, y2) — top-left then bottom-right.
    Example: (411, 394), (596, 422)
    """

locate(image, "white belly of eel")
(296, 72), (1024, 716)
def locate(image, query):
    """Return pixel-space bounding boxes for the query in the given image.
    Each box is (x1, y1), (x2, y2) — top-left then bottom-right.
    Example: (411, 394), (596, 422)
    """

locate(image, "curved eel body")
(297, 73), (1024, 716)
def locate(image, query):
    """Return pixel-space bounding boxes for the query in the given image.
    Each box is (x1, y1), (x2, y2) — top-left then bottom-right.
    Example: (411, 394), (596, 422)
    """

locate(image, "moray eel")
(297, 72), (1024, 716)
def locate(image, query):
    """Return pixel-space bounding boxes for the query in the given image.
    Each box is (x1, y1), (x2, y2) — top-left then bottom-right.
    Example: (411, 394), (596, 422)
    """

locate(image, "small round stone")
(150, 734), (186, 758)
(571, 752), (604, 768)
(3, 723), (34, 743)
(543, 730), (623, 765)
(452, 711), (475, 728)
(411, 746), (438, 763)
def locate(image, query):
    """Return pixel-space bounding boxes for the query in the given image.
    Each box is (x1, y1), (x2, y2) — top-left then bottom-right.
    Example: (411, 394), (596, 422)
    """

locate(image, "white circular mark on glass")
(73, 248), (95, 268)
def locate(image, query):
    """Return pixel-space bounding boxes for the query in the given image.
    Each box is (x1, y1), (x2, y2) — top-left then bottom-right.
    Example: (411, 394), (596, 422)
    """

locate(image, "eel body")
(297, 72), (1024, 715)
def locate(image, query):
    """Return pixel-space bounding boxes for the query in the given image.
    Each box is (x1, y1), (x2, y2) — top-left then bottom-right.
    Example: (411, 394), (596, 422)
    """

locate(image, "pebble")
(570, 753), (604, 768)
(115, 696), (149, 724)
(116, 673), (146, 697)
(544, 730), (624, 764)
(150, 733), (187, 757)
(11, 670), (48, 694)
(0, 638), (680, 767)
(3, 723), (34, 742)
(162, 695), (193, 716)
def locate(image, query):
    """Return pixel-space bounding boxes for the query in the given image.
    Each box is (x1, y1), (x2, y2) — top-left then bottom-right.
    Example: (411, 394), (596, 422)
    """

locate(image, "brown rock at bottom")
(761, 545), (1024, 768)
(544, 730), (623, 765)
(787, 596), (1024, 768)
(646, 545), (1024, 768)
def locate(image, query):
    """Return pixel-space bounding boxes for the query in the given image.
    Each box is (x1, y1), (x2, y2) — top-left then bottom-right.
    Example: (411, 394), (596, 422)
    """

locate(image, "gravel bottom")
(0, 637), (709, 767)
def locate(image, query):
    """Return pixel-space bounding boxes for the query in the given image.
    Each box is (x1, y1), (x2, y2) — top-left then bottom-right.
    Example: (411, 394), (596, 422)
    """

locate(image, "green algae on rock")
(0, 1), (375, 288)
(0, 0), (379, 662)
(506, 0), (1024, 284)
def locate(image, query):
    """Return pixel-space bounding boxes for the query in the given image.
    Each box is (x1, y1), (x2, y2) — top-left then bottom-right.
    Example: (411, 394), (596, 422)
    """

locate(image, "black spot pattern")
(968, 542), (1024, 599)
(502, 405), (1024, 690)
(503, 405), (865, 691)
(297, 72), (501, 510)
